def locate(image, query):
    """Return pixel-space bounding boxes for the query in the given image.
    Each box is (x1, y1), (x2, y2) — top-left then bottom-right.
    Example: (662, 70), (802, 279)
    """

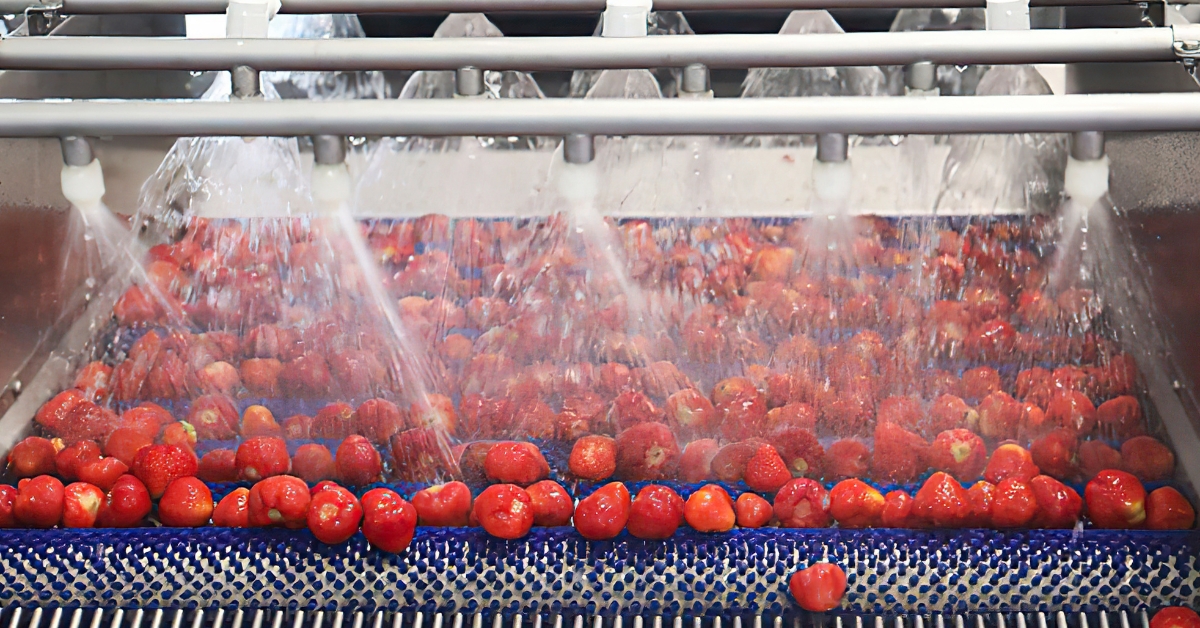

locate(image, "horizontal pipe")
(0, 29), (1178, 71)
(51, 0), (1164, 13)
(0, 93), (1198, 137)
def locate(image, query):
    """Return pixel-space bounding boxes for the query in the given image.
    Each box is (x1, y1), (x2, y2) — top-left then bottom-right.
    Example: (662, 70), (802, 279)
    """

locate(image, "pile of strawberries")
(3, 422), (1194, 535)
(6, 213), (1197, 538)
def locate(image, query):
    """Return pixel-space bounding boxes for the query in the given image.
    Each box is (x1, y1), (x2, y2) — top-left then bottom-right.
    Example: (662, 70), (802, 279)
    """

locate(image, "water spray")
(312, 135), (352, 214)
(813, 132), (851, 210)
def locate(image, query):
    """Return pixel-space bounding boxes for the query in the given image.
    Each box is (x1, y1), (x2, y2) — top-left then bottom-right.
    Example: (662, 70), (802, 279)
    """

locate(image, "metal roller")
(0, 28), (1181, 72)
(0, 93), (1195, 138)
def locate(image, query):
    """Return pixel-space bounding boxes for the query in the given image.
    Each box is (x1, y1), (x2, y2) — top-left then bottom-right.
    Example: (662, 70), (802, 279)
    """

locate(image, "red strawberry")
(77, 457), (129, 490)
(744, 445), (791, 493)
(131, 444), (198, 499)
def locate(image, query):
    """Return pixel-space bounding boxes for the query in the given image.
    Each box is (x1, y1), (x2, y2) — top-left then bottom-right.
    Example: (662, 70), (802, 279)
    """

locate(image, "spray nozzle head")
(1071, 131), (1106, 162)
(60, 136), (94, 167)
(564, 134), (596, 165)
(455, 66), (485, 97)
(602, 0), (652, 37)
(680, 63), (710, 95)
(904, 62), (938, 92)
(231, 65), (261, 99)
(816, 133), (849, 164)
(313, 135), (347, 166)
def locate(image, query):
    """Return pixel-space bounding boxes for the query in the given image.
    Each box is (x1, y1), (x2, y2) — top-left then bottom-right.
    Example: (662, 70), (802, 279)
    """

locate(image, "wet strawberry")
(311, 402), (358, 440)
(282, 414), (312, 440)
(292, 444), (337, 484)
(117, 403), (172, 440)
(35, 390), (89, 436)
(665, 388), (718, 439)
(881, 490), (916, 528)
(158, 476), (214, 527)
(356, 398), (405, 443)
(484, 441), (550, 486)
(234, 437), (290, 482)
(574, 482), (631, 540)
(56, 440), (101, 481)
(871, 422), (929, 484)
(1096, 396), (1143, 439)
(131, 444), (197, 499)
(1078, 440), (1122, 480)
(1144, 486), (1195, 530)
(991, 477), (1038, 528)
(608, 391), (664, 432)
(983, 443), (1040, 484)
(743, 445), (791, 493)
(161, 422), (197, 450)
(829, 479), (885, 528)
(1085, 469), (1146, 529)
(307, 483), (363, 544)
(975, 392), (1022, 441)
(1046, 391), (1097, 436)
(615, 422), (680, 481)
(212, 487), (251, 527)
(241, 405), (283, 439)
(568, 435), (616, 481)
(73, 361), (113, 402)
(961, 366), (1001, 402)
(95, 474), (151, 527)
(15, 476), (64, 528)
(361, 487), (417, 553)
(0, 485), (16, 528)
(684, 484), (736, 533)
(186, 394), (239, 440)
(913, 472), (971, 528)
(771, 427), (825, 478)
(774, 478), (830, 528)
(247, 475), (311, 529)
(1150, 608), (1200, 628)
(198, 449), (238, 483)
(925, 395), (976, 438)
(711, 439), (766, 484)
(526, 480), (574, 527)
(61, 481), (105, 528)
(676, 438), (718, 483)
(789, 563), (847, 612)
(1029, 475), (1083, 529)
(627, 485), (685, 539)
(928, 429), (987, 482)
(77, 457), (129, 491)
(1030, 429), (1080, 481)
(825, 439), (871, 480)
(104, 428), (154, 467)
(240, 358), (283, 397)
(412, 481), (473, 527)
(335, 435), (383, 487)
(472, 484), (534, 540)
(965, 481), (995, 528)
(8, 436), (58, 478)
(1120, 436), (1175, 482)
(735, 492), (773, 528)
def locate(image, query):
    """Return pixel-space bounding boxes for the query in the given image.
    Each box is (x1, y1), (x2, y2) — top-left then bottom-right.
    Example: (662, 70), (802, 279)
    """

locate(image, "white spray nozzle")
(986, 0), (1030, 30)
(812, 159), (852, 206)
(312, 163), (353, 213)
(602, 0), (651, 37)
(1063, 155), (1110, 210)
(61, 159), (106, 211)
(226, 0), (280, 38)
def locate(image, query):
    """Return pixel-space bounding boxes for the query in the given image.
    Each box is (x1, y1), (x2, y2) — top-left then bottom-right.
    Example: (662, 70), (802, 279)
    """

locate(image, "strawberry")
(744, 445), (791, 493)
(131, 444), (198, 498)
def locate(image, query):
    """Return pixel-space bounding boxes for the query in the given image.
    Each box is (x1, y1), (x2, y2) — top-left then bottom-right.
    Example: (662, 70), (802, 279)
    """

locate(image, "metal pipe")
(0, 94), (1199, 137)
(52, 0), (1167, 14)
(0, 29), (1178, 72)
